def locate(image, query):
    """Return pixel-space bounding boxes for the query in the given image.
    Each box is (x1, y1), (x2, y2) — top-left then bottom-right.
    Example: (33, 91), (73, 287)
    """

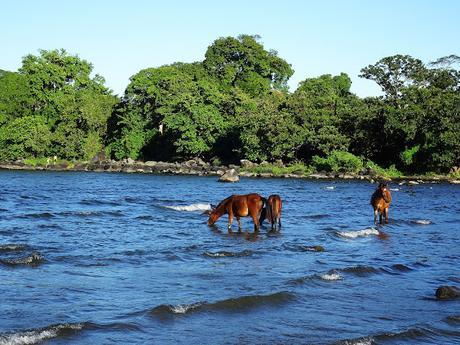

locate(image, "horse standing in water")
(207, 194), (265, 232)
(371, 182), (392, 224)
(260, 194), (282, 231)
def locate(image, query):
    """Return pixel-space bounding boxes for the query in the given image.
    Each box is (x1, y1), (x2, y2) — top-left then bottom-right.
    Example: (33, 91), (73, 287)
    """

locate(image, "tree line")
(0, 35), (459, 174)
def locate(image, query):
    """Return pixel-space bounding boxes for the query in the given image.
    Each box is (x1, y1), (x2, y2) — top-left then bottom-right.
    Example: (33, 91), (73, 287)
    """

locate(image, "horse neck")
(382, 190), (391, 202)
(214, 198), (231, 217)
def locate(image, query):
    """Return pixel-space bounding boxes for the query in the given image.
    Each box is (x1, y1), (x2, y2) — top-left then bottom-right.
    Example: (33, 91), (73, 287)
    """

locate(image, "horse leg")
(373, 209), (378, 224)
(384, 208), (389, 224)
(379, 211), (383, 224)
(250, 212), (260, 232)
(236, 216), (242, 232)
(259, 208), (266, 227)
(278, 217), (282, 231)
(227, 211), (234, 232)
(273, 217), (279, 231)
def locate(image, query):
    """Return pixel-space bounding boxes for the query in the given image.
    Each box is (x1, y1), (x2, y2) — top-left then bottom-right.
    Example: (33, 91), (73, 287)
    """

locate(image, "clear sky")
(2, 0), (459, 97)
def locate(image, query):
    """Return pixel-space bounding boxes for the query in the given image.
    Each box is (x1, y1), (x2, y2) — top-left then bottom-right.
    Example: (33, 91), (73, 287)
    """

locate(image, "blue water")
(0, 171), (459, 345)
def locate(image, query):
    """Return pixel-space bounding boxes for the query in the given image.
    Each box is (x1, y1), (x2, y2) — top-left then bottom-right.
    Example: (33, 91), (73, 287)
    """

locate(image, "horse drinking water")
(371, 182), (392, 224)
(260, 194), (282, 231)
(207, 193), (265, 232)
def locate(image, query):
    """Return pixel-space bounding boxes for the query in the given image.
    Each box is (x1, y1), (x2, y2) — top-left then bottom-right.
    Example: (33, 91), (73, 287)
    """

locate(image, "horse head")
(378, 182), (388, 193)
(378, 182), (391, 203)
(207, 205), (219, 225)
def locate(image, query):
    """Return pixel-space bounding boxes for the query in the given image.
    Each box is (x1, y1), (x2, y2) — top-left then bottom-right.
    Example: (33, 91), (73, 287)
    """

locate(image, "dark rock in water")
(302, 245), (325, 252)
(436, 286), (460, 300)
(218, 169), (239, 183)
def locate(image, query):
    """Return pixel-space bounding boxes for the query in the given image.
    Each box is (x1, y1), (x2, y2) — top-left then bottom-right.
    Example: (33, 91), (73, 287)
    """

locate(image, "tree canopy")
(0, 38), (458, 174)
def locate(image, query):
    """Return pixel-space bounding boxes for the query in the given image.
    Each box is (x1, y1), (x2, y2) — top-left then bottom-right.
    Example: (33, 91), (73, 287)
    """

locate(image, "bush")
(312, 150), (363, 173)
(365, 160), (403, 178)
(241, 162), (313, 176)
(0, 116), (52, 160)
(400, 145), (420, 169)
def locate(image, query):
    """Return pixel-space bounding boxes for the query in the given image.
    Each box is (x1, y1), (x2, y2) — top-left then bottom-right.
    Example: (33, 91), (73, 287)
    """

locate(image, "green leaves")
(0, 49), (117, 161)
(0, 116), (51, 160)
(0, 40), (457, 174)
(204, 35), (293, 96)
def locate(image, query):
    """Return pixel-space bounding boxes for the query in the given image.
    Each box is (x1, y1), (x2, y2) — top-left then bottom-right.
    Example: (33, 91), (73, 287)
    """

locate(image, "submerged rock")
(218, 169), (239, 183)
(436, 286), (460, 300)
(303, 245), (325, 252)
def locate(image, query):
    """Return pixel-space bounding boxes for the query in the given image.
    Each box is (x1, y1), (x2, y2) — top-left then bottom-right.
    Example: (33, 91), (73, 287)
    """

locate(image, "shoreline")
(1, 160), (459, 185)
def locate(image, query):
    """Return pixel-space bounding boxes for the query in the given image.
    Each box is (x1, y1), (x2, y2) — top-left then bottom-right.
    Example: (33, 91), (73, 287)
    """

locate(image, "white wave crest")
(337, 228), (379, 239)
(204, 251), (229, 257)
(0, 323), (84, 345)
(320, 273), (342, 281)
(0, 244), (25, 251)
(343, 338), (373, 345)
(164, 203), (211, 212)
(412, 219), (432, 225)
(390, 188), (399, 191)
(325, 186), (335, 190)
(170, 303), (202, 314)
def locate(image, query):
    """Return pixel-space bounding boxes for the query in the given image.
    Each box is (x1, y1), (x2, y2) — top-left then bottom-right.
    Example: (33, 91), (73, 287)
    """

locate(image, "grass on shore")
(241, 162), (314, 176)
(23, 157), (74, 169)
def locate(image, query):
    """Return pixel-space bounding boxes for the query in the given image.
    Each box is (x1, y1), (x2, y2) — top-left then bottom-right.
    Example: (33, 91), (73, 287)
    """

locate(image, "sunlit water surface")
(0, 171), (459, 344)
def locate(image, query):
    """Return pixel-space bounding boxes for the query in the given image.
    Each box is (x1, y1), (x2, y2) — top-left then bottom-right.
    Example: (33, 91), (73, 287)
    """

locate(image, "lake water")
(0, 171), (459, 345)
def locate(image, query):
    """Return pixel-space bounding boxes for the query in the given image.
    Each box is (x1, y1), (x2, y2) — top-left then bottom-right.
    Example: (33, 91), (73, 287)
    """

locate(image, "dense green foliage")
(0, 49), (117, 161)
(0, 37), (458, 175)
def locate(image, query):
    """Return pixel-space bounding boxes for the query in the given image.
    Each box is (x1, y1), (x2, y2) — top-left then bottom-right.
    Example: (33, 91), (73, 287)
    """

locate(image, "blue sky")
(2, 0), (459, 96)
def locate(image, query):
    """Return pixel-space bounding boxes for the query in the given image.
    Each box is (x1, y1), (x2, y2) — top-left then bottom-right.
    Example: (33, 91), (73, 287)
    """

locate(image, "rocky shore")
(1, 159), (459, 184)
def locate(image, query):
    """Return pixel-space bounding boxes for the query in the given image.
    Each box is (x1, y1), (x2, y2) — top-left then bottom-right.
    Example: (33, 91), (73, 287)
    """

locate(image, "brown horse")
(260, 194), (282, 231)
(371, 182), (392, 224)
(208, 193), (265, 232)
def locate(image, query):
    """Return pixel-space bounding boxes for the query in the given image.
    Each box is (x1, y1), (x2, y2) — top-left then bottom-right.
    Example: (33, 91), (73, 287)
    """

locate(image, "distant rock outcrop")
(218, 168), (239, 183)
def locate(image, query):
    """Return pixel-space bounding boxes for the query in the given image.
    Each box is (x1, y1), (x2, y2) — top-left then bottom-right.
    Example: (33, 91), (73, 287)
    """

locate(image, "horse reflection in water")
(207, 193), (265, 233)
(260, 194), (282, 231)
(371, 182), (392, 224)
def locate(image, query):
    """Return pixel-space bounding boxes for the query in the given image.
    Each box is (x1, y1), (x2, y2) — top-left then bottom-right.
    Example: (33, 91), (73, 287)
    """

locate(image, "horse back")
(231, 193), (263, 217)
(266, 195), (282, 223)
(245, 193), (264, 213)
(268, 195), (282, 217)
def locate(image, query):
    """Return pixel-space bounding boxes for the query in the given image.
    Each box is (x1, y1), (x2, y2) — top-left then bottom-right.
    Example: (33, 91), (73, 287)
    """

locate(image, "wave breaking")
(203, 250), (253, 258)
(163, 203), (211, 212)
(337, 228), (379, 239)
(0, 322), (86, 345)
(0, 244), (27, 253)
(149, 291), (295, 318)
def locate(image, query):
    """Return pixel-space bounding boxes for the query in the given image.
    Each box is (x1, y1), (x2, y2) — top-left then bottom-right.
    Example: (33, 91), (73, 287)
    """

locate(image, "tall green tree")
(15, 49), (117, 160)
(0, 71), (32, 123)
(204, 35), (294, 96)
(287, 73), (353, 160)
(109, 63), (227, 160)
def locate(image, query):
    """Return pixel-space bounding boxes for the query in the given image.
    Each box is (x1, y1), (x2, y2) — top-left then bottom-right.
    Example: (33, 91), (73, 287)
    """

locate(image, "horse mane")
(214, 195), (234, 211)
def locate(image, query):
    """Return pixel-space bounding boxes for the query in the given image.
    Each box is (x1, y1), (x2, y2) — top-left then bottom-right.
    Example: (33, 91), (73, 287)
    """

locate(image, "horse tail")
(261, 197), (267, 208)
(259, 197), (267, 225)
